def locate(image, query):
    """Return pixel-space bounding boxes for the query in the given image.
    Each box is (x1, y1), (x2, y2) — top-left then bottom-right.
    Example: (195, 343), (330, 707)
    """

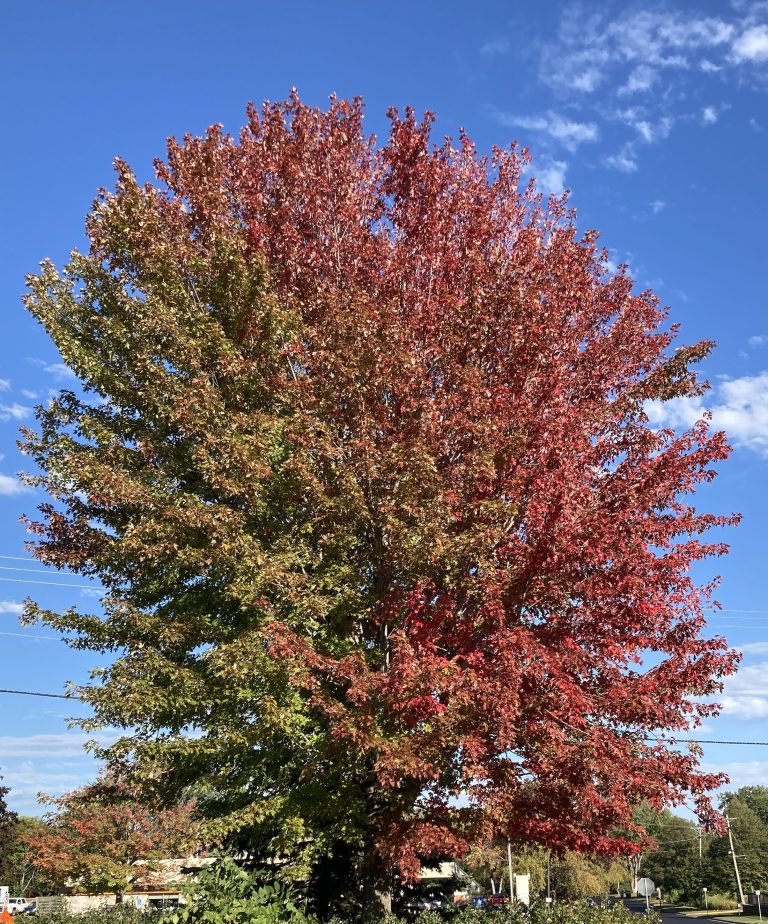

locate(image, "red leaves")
(25, 92), (740, 884)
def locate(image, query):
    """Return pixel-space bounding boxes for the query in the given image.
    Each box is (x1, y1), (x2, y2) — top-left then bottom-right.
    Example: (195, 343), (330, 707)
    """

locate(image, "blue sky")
(1, 0), (768, 816)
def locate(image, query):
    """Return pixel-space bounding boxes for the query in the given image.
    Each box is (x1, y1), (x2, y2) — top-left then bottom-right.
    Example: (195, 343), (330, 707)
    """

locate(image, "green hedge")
(32, 899), (659, 924)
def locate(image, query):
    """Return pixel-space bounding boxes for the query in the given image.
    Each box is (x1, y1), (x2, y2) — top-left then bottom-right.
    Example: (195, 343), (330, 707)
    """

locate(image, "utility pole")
(726, 815), (747, 906)
(547, 850), (551, 901)
(507, 840), (514, 899)
(698, 826), (704, 901)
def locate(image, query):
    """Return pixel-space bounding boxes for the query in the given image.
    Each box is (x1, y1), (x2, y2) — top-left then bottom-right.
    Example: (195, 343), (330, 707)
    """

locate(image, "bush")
(702, 893), (739, 911)
(159, 857), (314, 924)
(35, 908), (145, 924)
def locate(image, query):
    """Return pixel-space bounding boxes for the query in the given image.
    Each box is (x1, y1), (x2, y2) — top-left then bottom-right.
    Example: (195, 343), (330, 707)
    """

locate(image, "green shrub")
(702, 893), (739, 911)
(35, 906), (145, 924)
(159, 857), (314, 924)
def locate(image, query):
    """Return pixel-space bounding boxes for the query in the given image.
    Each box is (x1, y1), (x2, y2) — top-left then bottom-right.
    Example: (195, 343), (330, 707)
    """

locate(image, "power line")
(0, 631), (59, 640)
(0, 565), (77, 575)
(0, 576), (98, 589)
(0, 688), (73, 700)
(646, 737), (768, 746)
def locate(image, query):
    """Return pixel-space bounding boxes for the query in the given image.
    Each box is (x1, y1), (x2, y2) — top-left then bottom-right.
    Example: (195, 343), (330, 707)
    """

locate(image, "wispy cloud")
(0, 600), (24, 614)
(605, 143), (638, 172)
(0, 762), (93, 814)
(534, 158), (568, 195)
(480, 36), (510, 58)
(618, 64), (658, 95)
(732, 24), (768, 62)
(0, 732), (119, 760)
(0, 379), (10, 392)
(717, 661), (768, 720)
(646, 371), (768, 456)
(702, 759), (768, 791)
(28, 358), (77, 381)
(749, 334), (768, 347)
(539, 8), (737, 97)
(738, 641), (768, 656)
(0, 402), (32, 422)
(506, 6), (768, 171)
(650, 199), (666, 214)
(0, 474), (30, 496)
(491, 110), (599, 150)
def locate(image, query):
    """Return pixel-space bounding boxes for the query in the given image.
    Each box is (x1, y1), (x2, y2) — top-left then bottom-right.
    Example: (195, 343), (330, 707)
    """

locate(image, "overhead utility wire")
(0, 688), (73, 700)
(0, 577), (99, 589)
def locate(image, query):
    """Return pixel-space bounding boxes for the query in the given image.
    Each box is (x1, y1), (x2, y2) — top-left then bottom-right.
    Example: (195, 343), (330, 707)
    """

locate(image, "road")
(624, 898), (731, 924)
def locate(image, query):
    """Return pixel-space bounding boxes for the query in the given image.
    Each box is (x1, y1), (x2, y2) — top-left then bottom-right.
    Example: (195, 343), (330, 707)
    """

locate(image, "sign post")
(636, 878), (656, 913)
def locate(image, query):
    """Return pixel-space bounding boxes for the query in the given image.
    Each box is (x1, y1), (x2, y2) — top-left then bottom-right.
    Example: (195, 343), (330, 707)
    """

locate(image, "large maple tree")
(21, 93), (738, 908)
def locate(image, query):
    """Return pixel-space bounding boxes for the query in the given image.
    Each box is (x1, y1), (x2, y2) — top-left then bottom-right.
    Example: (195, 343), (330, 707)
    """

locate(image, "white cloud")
(650, 199), (666, 214)
(605, 143), (639, 172)
(738, 641), (768, 655)
(703, 759), (768, 791)
(0, 762), (93, 814)
(570, 68), (603, 92)
(493, 111), (599, 150)
(20, 389), (39, 400)
(534, 7), (766, 164)
(44, 363), (76, 381)
(0, 379), (10, 391)
(646, 371), (768, 456)
(28, 358), (77, 381)
(749, 335), (768, 347)
(694, 661), (768, 721)
(0, 732), (119, 760)
(619, 64), (658, 95)
(534, 158), (568, 195)
(480, 36), (510, 57)
(0, 402), (32, 422)
(0, 600), (24, 614)
(541, 9), (736, 98)
(0, 474), (29, 496)
(732, 24), (768, 62)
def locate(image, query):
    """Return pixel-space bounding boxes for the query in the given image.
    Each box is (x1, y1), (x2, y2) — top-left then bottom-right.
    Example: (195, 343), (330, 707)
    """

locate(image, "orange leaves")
(23, 92), (738, 887)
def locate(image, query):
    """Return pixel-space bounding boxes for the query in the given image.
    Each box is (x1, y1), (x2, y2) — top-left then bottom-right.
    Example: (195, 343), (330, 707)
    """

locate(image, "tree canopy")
(0, 777), (19, 885)
(21, 93), (738, 906)
(21, 778), (201, 896)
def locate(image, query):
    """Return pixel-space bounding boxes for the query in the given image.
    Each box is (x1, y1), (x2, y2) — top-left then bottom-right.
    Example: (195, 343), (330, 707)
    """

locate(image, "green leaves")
(21, 93), (737, 908)
(161, 858), (314, 924)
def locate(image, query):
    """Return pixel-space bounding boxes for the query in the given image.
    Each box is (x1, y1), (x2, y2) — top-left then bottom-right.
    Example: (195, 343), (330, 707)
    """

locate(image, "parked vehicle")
(402, 891), (449, 914)
(471, 895), (489, 908)
(489, 893), (510, 907)
(7, 899), (32, 915)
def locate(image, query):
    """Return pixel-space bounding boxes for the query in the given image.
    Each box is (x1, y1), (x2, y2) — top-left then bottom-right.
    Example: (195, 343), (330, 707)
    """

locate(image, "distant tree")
(0, 777), (19, 884)
(639, 808), (702, 902)
(21, 778), (201, 897)
(736, 787), (768, 828)
(708, 795), (768, 895)
(2, 816), (58, 896)
(464, 843), (509, 894)
(22, 92), (738, 910)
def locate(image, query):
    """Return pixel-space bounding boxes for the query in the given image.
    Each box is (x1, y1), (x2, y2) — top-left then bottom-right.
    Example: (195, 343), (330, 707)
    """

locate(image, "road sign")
(636, 878), (655, 898)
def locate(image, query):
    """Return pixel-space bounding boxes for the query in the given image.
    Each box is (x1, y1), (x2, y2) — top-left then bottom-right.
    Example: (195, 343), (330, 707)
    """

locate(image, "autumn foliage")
(20, 779), (200, 895)
(22, 93), (737, 897)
